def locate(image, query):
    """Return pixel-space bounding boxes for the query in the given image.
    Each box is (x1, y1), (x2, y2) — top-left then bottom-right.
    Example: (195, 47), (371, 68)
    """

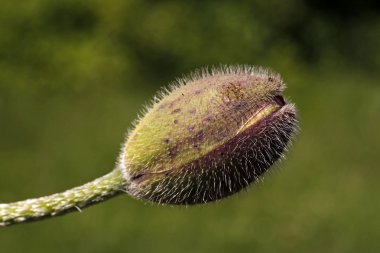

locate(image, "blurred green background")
(1, 0), (379, 252)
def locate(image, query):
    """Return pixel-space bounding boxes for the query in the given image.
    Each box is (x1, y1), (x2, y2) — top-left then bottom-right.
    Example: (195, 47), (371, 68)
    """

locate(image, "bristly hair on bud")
(120, 65), (298, 205)
(0, 64), (298, 227)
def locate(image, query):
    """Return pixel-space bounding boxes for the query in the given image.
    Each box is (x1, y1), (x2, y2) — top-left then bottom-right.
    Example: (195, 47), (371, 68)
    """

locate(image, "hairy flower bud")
(120, 66), (298, 205)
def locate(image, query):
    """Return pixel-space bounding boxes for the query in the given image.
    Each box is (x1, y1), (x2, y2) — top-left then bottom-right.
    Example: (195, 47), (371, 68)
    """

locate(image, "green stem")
(0, 169), (126, 227)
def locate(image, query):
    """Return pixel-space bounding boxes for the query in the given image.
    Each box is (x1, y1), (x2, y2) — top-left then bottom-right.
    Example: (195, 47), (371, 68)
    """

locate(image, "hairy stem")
(0, 169), (126, 227)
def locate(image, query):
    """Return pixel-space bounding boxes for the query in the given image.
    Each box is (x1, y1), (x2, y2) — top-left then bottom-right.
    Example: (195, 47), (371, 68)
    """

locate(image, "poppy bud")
(120, 66), (298, 204)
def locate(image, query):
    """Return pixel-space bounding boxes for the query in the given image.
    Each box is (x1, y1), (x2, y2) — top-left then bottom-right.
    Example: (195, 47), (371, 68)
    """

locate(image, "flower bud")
(120, 66), (298, 204)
